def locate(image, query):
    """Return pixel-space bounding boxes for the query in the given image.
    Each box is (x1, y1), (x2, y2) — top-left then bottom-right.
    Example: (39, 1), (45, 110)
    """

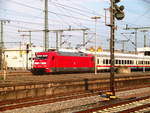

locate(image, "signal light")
(113, 0), (125, 20)
(114, 0), (121, 3)
(26, 44), (29, 53)
(119, 5), (124, 10)
(114, 5), (125, 20)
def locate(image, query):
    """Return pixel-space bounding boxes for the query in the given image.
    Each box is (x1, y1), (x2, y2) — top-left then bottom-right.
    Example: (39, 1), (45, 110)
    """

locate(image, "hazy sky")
(0, 0), (150, 51)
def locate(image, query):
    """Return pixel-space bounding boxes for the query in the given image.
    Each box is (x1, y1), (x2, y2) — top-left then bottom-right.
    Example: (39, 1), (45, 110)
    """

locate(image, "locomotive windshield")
(35, 55), (48, 60)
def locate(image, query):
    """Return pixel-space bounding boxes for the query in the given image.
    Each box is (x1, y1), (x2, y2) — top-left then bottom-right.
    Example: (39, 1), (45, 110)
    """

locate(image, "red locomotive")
(32, 51), (94, 74)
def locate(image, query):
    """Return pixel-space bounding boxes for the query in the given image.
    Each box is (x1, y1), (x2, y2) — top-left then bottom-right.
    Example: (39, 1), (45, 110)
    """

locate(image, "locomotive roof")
(58, 51), (88, 57)
(36, 51), (90, 57)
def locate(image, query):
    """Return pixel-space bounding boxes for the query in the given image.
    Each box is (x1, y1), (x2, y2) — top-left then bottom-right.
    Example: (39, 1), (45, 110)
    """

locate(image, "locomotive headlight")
(34, 62), (39, 64)
(41, 62), (46, 64)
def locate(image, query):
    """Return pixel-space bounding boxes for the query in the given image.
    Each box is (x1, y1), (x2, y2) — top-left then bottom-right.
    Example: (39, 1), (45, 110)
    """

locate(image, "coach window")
(117, 60), (119, 64)
(103, 59), (105, 64)
(140, 61), (142, 64)
(106, 59), (108, 64)
(139, 61), (142, 64)
(138, 61), (140, 64)
(97, 59), (99, 64)
(127, 60), (129, 64)
(128, 60), (130, 64)
(104, 59), (106, 64)
(116, 60), (118, 64)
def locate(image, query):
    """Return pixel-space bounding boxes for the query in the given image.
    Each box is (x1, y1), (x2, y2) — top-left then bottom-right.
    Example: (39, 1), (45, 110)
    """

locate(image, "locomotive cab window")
(144, 51), (150, 56)
(35, 55), (48, 59)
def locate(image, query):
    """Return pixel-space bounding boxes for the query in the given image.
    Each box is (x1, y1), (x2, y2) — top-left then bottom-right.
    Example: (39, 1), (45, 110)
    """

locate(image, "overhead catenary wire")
(7, 0), (96, 22)
(52, 2), (89, 29)
(68, 0), (102, 16)
(51, 1), (97, 18)
(4, 0), (150, 28)
(6, 0), (147, 29)
(50, 1), (101, 16)
(1, 0), (150, 50)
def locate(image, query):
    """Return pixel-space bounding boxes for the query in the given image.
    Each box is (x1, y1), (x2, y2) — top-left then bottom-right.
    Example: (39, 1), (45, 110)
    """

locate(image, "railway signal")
(113, 0), (125, 20)
(26, 44), (29, 53)
(109, 0), (125, 96)
(26, 44), (30, 70)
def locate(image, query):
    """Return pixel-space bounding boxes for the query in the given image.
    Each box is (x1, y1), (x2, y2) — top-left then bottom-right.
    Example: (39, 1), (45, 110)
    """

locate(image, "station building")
(2, 46), (43, 70)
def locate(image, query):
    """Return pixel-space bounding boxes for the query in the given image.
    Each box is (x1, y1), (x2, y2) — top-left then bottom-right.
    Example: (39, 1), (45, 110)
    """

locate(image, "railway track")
(0, 73), (149, 112)
(0, 85), (149, 112)
(0, 70), (150, 76)
(75, 96), (150, 113)
(0, 90), (97, 112)
(0, 71), (33, 76)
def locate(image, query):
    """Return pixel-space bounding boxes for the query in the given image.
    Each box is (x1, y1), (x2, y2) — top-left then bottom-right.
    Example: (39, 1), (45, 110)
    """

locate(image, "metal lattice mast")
(44, 0), (49, 51)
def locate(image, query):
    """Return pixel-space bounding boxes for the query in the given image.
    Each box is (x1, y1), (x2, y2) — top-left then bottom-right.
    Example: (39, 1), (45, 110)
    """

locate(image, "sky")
(0, 0), (150, 51)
